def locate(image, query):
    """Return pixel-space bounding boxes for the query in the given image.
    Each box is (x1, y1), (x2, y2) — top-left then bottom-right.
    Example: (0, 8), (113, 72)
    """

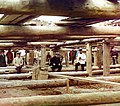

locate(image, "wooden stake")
(66, 79), (70, 94)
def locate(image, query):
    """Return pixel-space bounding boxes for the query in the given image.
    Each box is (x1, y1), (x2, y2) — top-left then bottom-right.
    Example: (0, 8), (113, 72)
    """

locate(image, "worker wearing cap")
(13, 52), (23, 73)
(75, 49), (86, 71)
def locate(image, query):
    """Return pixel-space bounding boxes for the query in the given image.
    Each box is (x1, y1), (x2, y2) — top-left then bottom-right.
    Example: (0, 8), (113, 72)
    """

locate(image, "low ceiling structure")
(0, 0), (120, 49)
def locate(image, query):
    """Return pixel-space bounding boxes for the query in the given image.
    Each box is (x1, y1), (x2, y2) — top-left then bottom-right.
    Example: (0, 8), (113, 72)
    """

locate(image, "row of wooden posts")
(31, 40), (111, 79)
(58, 41), (111, 77)
(86, 41), (110, 76)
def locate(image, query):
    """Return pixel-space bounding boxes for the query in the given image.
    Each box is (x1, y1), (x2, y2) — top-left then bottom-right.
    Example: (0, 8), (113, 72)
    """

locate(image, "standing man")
(13, 52), (23, 73)
(6, 48), (13, 65)
(0, 50), (6, 67)
(75, 49), (86, 71)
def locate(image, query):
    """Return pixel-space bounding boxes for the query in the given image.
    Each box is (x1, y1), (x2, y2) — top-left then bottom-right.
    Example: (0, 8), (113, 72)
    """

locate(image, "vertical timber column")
(97, 44), (103, 69)
(24, 50), (27, 65)
(39, 45), (48, 80)
(29, 50), (34, 65)
(32, 46), (48, 80)
(93, 51), (97, 67)
(103, 41), (110, 76)
(40, 45), (46, 69)
(65, 51), (69, 67)
(86, 43), (92, 77)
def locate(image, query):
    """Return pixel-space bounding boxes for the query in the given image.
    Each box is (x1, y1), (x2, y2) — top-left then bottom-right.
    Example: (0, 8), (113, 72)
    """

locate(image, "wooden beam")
(2, 75), (120, 89)
(0, 25), (118, 40)
(0, 25), (118, 36)
(0, 79), (70, 89)
(0, 0), (120, 18)
(1, 75), (120, 89)
(0, 73), (32, 79)
(95, 76), (120, 83)
(1, 90), (120, 105)
(48, 68), (120, 77)
(49, 74), (120, 86)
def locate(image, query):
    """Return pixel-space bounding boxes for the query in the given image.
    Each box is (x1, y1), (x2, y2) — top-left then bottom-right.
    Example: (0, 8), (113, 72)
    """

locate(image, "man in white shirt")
(13, 52), (23, 73)
(75, 49), (86, 71)
(19, 49), (26, 65)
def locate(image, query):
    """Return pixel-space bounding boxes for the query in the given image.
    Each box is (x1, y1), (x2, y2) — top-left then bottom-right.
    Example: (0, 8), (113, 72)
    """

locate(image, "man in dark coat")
(0, 50), (6, 67)
(49, 52), (62, 72)
(6, 48), (13, 65)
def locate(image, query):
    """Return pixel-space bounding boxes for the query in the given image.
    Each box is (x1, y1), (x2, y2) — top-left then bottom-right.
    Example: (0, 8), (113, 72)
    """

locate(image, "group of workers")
(0, 46), (118, 73)
(49, 49), (86, 72)
(0, 49), (24, 73)
(49, 46), (119, 72)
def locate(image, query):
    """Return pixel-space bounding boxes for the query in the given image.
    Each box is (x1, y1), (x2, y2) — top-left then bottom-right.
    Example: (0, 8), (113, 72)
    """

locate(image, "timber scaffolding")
(0, 64), (120, 105)
(1, 0), (120, 105)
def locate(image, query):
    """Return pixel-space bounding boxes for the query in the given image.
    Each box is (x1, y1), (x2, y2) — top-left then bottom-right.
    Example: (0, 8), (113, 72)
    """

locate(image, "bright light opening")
(0, 14), (4, 19)
(33, 15), (68, 23)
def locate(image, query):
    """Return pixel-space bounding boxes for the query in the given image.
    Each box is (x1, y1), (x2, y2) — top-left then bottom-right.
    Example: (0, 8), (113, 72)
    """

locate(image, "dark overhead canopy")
(0, 0), (119, 47)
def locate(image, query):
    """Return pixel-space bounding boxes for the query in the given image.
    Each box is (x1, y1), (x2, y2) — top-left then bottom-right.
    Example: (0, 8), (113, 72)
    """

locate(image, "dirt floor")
(0, 68), (120, 106)
(0, 80), (119, 99)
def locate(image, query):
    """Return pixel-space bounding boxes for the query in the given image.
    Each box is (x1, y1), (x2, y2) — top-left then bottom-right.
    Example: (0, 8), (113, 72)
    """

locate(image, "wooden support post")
(32, 46), (48, 80)
(66, 79), (70, 94)
(97, 44), (103, 69)
(103, 41), (110, 76)
(86, 43), (92, 76)
(93, 51), (97, 66)
(26, 52), (29, 65)
(29, 50), (34, 65)
(65, 51), (69, 67)
(37, 49), (41, 66)
(40, 45), (46, 69)
(32, 66), (48, 80)
(38, 45), (48, 80)
(32, 66), (40, 80)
